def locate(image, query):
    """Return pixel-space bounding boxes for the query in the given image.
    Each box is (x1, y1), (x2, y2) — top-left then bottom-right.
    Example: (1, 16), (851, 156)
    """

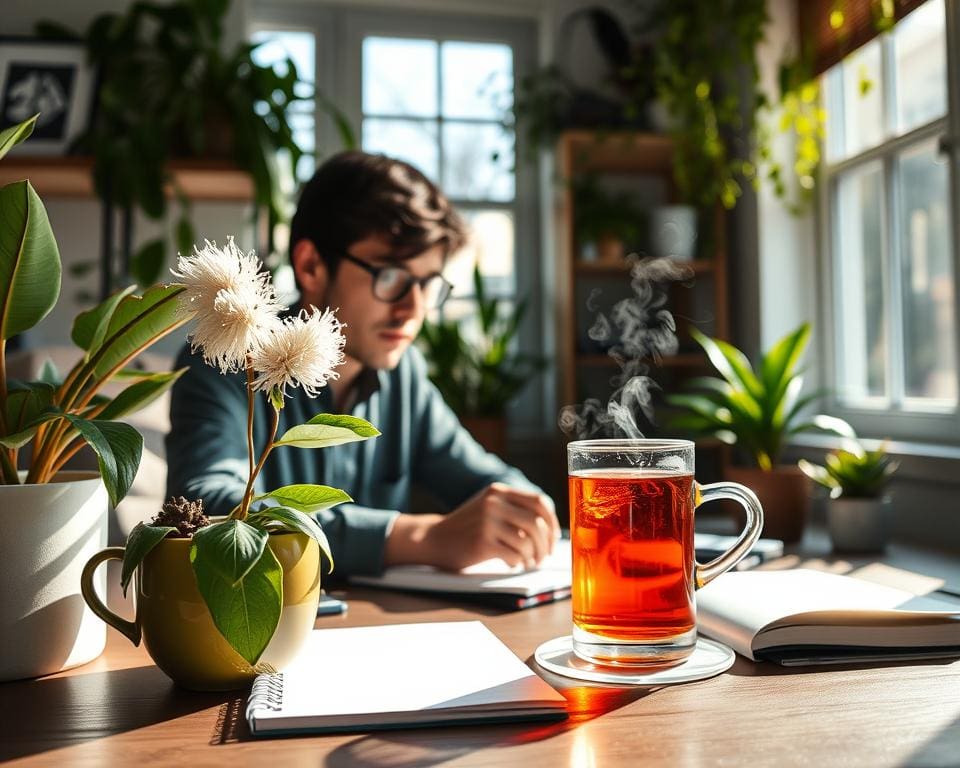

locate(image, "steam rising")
(559, 256), (693, 440)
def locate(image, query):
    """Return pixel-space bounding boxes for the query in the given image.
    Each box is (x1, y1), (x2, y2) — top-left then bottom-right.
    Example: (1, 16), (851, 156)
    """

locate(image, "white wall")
(755, 0), (819, 359)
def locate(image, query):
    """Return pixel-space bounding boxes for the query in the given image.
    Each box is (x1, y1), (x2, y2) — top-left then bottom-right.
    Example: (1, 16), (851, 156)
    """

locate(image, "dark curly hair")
(289, 151), (467, 277)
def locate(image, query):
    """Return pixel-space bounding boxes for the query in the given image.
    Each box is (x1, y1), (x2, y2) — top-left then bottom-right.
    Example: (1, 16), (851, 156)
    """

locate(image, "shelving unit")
(555, 130), (730, 472)
(0, 157), (260, 300)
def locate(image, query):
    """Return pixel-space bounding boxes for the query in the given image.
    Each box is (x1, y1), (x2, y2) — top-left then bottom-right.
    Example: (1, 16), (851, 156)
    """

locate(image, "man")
(166, 151), (559, 576)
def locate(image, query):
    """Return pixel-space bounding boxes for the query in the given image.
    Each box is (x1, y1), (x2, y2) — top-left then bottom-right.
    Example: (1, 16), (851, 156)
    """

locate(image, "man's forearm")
(383, 513), (443, 567)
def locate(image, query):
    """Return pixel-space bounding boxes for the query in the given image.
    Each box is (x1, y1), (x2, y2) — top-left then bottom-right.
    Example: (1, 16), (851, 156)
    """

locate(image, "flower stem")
(245, 358), (256, 494)
(237, 401), (279, 521)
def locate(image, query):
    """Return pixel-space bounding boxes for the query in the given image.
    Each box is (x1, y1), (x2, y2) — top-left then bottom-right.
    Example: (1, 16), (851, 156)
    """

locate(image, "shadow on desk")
(320, 674), (656, 768)
(0, 665), (233, 763)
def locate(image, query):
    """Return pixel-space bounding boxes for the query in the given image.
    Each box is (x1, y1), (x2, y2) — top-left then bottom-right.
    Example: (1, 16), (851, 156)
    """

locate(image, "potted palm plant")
(0, 116), (191, 681)
(799, 421), (899, 552)
(667, 323), (822, 542)
(418, 267), (545, 456)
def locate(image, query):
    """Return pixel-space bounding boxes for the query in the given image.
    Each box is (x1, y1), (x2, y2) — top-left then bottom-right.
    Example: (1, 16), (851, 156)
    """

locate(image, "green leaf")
(760, 322), (810, 404)
(274, 414), (380, 449)
(246, 505), (334, 571)
(95, 368), (186, 421)
(190, 519), (269, 587)
(129, 239), (166, 287)
(85, 284), (189, 380)
(120, 522), (176, 596)
(0, 383), (58, 448)
(252, 484), (352, 514)
(0, 115), (37, 160)
(61, 415), (143, 507)
(175, 216), (195, 257)
(0, 180), (62, 340)
(38, 359), (61, 385)
(71, 284), (138, 353)
(690, 328), (762, 399)
(191, 542), (282, 665)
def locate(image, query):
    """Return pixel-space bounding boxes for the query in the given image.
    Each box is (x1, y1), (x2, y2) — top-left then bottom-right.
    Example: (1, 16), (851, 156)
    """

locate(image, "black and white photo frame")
(0, 38), (95, 155)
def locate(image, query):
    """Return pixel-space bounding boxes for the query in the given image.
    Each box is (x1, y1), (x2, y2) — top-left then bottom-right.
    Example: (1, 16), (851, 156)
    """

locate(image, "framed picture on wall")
(0, 39), (95, 155)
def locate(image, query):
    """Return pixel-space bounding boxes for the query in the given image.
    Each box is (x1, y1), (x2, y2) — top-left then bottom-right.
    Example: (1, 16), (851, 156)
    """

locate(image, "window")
(359, 35), (517, 333)
(821, 0), (959, 439)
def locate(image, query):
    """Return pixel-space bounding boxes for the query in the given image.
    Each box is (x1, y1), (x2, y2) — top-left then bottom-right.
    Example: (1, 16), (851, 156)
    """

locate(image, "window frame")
(817, 0), (960, 444)
(248, 3), (548, 437)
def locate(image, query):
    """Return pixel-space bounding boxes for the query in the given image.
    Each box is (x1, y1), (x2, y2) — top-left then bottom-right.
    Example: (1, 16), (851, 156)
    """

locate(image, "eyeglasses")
(338, 252), (453, 309)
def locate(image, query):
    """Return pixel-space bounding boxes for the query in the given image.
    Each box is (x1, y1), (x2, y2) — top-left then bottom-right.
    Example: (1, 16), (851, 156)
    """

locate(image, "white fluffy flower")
(251, 308), (346, 398)
(171, 237), (283, 373)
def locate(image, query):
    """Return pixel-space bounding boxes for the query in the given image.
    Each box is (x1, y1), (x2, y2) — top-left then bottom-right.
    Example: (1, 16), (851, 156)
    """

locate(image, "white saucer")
(534, 636), (735, 685)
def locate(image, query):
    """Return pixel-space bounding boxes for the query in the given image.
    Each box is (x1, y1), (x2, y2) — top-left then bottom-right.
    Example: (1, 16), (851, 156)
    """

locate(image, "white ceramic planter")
(0, 471), (108, 681)
(827, 496), (892, 553)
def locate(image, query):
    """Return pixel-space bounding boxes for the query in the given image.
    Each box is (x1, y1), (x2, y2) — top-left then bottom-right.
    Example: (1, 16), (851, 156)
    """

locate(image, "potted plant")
(418, 267), (544, 456)
(667, 323), (823, 542)
(80, 238), (378, 691)
(573, 176), (643, 263)
(799, 422), (899, 552)
(38, 0), (354, 288)
(0, 116), (191, 682)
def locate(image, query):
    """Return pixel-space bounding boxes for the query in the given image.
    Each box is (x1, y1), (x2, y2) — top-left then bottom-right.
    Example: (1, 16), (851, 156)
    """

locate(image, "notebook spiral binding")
(246, 672), (285, 719)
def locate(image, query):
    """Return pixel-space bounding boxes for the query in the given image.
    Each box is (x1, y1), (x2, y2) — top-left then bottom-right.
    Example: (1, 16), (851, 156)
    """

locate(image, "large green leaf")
(0, 115), (37, 160)
(274, 414), (380, 449)
(691, 328), (762, 399)
(191, 519), (269, 587)
(95, 369), (186, 421)
(191, 543), (283, 665)
(120, 522), (177, 596)
(760, 322), (810, 406)
(61, 415), (143, 507)
(246, 505), (334, 571)
(0, 180), (61, 340)
(72, 285), (138, 353)
(84, 284), (188, 380)
(0, 383), (57, 448)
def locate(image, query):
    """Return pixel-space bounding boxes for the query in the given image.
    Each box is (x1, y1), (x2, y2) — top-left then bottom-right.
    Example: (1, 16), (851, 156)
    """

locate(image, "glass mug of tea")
(568, 439), (763, 667)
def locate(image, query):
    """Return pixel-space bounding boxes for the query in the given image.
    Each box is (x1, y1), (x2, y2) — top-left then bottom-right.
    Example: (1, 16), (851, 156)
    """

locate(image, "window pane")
(250, 30), (316, 189)
(442, 122), (514, 201)
(445, 209), (515, 298)
(840, 39), (884, 158)
(441, 41), (513, 119)
(362, 118), (439, 180)
(835, 162), (887, 404)
(898, 140), (956, 404)
(363, 37), (437, 117)
(893, 0), (947, 133)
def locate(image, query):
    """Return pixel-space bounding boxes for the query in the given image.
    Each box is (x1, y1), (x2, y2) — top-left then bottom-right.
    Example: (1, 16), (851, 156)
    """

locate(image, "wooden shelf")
(559, 130), (674, 175)
(574, 258), (715, 276)
(0, 156), (255, 201)
(577, 352), (709, 368)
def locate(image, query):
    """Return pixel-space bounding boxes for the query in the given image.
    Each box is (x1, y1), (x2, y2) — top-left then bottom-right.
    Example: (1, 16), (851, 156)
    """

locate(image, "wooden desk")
(2, 548), (959, 768)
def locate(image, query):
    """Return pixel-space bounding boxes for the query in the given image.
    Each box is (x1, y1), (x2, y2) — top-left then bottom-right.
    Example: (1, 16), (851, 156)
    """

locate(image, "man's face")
(307, 234), (446, 371)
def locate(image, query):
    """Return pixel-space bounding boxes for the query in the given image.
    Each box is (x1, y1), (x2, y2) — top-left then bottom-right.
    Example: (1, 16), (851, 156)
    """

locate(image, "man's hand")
(384, 483), (560, 571)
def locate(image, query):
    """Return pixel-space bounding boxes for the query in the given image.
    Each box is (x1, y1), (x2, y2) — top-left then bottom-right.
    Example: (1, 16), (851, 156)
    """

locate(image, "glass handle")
(694, 481), (764, 589)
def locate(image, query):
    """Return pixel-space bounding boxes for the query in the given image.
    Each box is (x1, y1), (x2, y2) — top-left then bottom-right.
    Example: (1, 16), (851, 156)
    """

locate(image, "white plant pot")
(649, 205), (698, 261)
(0, 471), (109, 681)
(827, 496), (892, 553)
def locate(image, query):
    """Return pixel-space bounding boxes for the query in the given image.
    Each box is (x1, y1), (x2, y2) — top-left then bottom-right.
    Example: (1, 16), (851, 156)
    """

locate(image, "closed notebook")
(697, 569), (960, 666)
(245, 621), (568, 736)
(351, 535), (783, 610)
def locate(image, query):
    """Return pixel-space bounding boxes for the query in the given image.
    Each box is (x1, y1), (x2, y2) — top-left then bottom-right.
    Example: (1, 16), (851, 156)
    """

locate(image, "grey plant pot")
(827, 496), (892, 553)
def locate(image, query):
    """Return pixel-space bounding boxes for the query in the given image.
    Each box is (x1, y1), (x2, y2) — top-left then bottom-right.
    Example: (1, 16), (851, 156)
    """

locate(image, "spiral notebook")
(246, 621), (568, 736)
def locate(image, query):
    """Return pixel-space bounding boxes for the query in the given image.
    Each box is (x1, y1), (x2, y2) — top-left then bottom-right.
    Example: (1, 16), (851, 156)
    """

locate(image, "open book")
(351, 534), (784, 610)
(697, 569), (960, 666)
(246, 621), (567, 736)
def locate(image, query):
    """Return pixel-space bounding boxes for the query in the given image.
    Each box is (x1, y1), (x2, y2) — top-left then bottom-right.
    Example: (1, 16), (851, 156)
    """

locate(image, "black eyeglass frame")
(336, 251), (453, 308)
